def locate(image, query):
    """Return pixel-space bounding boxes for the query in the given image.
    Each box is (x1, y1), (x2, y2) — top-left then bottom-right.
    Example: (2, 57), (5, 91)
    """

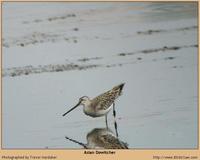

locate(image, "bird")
(65, 127), (128, 149)
(62, 83), (125, 127)
(85, 127), (128, 149)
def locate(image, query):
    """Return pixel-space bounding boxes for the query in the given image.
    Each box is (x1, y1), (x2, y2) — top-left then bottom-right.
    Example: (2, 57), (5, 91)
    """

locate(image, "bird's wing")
(92, 90), (117, 111)
(91, 84), (124, 111)
(99, 134), (128, 149)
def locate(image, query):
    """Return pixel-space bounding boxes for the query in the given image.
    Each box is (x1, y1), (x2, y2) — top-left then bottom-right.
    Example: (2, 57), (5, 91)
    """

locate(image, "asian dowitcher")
(62, 83), (125, 127)
(65, 127), (128, 149)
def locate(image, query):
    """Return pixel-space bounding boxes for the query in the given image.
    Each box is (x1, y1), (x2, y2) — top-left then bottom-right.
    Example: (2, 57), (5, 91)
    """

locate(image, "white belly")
(83, 105), (112, 117)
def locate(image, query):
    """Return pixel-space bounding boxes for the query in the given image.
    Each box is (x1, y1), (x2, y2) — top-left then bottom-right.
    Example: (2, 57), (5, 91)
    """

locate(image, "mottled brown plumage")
(92, 83), (124, 111)
(86, 128), (128, 149)
(65, 127), (128, 149)
(63, 83), (125, 118)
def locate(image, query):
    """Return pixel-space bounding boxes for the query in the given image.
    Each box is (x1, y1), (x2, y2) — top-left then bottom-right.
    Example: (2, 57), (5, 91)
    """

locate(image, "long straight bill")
(62, 101), (81, 116)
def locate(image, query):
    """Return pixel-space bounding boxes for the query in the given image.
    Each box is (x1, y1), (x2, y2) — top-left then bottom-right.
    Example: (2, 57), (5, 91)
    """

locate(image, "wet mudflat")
(2, 2), (198, 149)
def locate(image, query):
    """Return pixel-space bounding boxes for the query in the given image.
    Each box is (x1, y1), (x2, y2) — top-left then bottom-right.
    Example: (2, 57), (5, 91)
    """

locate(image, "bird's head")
(62, 96), (90, 117)
(79, 96), (90, 105)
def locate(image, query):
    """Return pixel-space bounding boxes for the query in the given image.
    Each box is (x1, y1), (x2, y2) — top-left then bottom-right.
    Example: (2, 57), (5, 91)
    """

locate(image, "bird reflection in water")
(65, 127), (128, 149)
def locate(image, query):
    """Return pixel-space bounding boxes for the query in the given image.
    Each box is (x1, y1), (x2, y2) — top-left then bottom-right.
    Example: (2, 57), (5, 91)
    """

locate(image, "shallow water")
(2, 2), (198, 149)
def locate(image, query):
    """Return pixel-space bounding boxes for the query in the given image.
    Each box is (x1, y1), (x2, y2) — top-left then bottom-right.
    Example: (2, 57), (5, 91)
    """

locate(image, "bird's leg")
(105, 115), (108, 128)
(113, 102), (118, 137)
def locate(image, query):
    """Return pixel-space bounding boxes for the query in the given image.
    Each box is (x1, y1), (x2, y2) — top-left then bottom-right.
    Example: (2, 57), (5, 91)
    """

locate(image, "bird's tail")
(112, 83), (125, 96)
